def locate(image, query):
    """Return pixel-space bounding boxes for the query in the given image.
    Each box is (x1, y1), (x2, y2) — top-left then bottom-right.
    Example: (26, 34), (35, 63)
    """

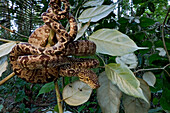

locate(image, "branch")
(0, 38), (13, 43)
(162, 8), (170, 62)
(0, 24), (15, 33)
(0, 72), (15, 85)
(0, 24), (28, 38)
(135, 63), (170, 77)
(0, 38), (21, 45)
(54, 81), (63, 113)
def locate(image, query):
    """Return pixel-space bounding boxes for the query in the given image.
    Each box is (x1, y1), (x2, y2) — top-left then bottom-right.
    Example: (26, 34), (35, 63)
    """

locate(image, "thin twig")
(0, 24), (15, 33)
(0, 24), (28, 38)
(0, 72), (15, 85)
(161, 8), (170, 62)
(135, 63), (170, 77)
(135, 68), (163, 73)
(54, 81), (63, 113)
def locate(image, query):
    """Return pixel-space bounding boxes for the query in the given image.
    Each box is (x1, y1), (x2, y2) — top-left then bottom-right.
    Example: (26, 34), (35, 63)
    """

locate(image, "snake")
(9, 0), (100, 89)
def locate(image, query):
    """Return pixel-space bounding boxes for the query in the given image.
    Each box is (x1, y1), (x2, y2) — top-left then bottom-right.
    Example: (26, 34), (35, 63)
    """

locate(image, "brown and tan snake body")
(9, 0), (100, 89)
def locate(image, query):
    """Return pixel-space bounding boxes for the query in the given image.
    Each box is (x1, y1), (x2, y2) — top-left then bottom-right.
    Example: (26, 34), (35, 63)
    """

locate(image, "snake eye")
(86, 78), (89, 81)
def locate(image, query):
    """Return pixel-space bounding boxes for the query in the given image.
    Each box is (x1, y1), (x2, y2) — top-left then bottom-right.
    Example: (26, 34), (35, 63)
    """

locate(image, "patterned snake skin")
(9, 0), (100, 89)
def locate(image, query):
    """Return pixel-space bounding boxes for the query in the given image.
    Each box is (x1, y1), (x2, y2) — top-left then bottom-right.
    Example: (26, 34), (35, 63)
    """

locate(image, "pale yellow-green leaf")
(0, 56), (8, 77)
(89, 29), (147, 56)
(116, 53), (138, 69)
(143, 72), (156, 87)
(105, 63), (148, 103)
(0, 41), (16, 57)
(74, 20), (91, 41)
(62, 81), (92, 106)
(156, 48), (166, 56)
(97, 72), (122, 113)
(78, 5), (115, 23)
(83, 0), (104, 7)
(123, 78), (151, 113)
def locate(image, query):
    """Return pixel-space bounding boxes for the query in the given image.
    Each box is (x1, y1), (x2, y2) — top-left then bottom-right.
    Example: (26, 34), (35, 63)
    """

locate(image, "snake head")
(78, 69), (100, 89)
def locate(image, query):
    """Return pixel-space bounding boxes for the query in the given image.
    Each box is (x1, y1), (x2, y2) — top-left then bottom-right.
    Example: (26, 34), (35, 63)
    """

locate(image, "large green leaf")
(78, 5), (115, 23)
(37, 82), (55, 97)
(140, 17), (155, 27)
(105, 63), (148, 103)
(97, 72), (122, 113)
(160, 78), (170, 110)
(155, 40), (170, 50)
(89, 29), (147, 56)
(83, 0), (104, 7)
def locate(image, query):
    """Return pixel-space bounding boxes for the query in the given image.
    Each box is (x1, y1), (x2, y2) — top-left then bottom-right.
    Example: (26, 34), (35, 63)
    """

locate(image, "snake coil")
(10, 0), (100, 89)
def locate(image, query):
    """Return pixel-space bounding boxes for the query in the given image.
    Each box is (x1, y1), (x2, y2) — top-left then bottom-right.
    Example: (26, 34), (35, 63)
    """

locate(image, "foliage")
(0, 0), (170, 113)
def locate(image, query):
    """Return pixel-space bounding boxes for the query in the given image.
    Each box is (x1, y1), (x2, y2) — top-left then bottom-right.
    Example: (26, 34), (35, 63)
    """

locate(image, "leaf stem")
(161, 8), (170, 62)
(0, 72), (15, 85)
(96, 53), (106, 65)
(54, 81), (63, 113)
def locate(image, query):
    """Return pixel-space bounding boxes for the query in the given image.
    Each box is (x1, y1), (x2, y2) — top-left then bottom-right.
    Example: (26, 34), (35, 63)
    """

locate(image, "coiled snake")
(10, 0), (99, 89)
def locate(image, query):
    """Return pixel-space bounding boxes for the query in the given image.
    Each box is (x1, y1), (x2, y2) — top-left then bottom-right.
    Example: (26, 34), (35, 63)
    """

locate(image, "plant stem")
(162, 8), (170, 62)
(0, 24), (28, 38)
(135, 63), (170, 77)
(0, 72), (15, 85)
(54, 81), (63, 113)
(96, 53), (106, 65)
(0, 24), (15, 33)
(0, 38), (13, 43)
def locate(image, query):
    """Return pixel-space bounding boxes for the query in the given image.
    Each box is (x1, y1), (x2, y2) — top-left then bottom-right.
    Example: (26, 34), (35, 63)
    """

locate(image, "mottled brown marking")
(39, 55), (50, 60)
(9, 0), (99, 89)
(68, 70), (75, 74)
(65, 33), (68, 37)
(57, 29), (61, 33)
(38, 48), (45, 52)
(59, 37), (66, 42)
(59, 25), (63, 29)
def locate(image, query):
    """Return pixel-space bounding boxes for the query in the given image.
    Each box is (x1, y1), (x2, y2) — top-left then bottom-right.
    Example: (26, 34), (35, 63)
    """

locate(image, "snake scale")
(10, 0), (100, 89)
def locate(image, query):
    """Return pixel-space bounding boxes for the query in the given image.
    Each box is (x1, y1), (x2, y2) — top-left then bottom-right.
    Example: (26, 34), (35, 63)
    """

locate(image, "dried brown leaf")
(97, 72), (122, 113)
(123, 78), (151, 113)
